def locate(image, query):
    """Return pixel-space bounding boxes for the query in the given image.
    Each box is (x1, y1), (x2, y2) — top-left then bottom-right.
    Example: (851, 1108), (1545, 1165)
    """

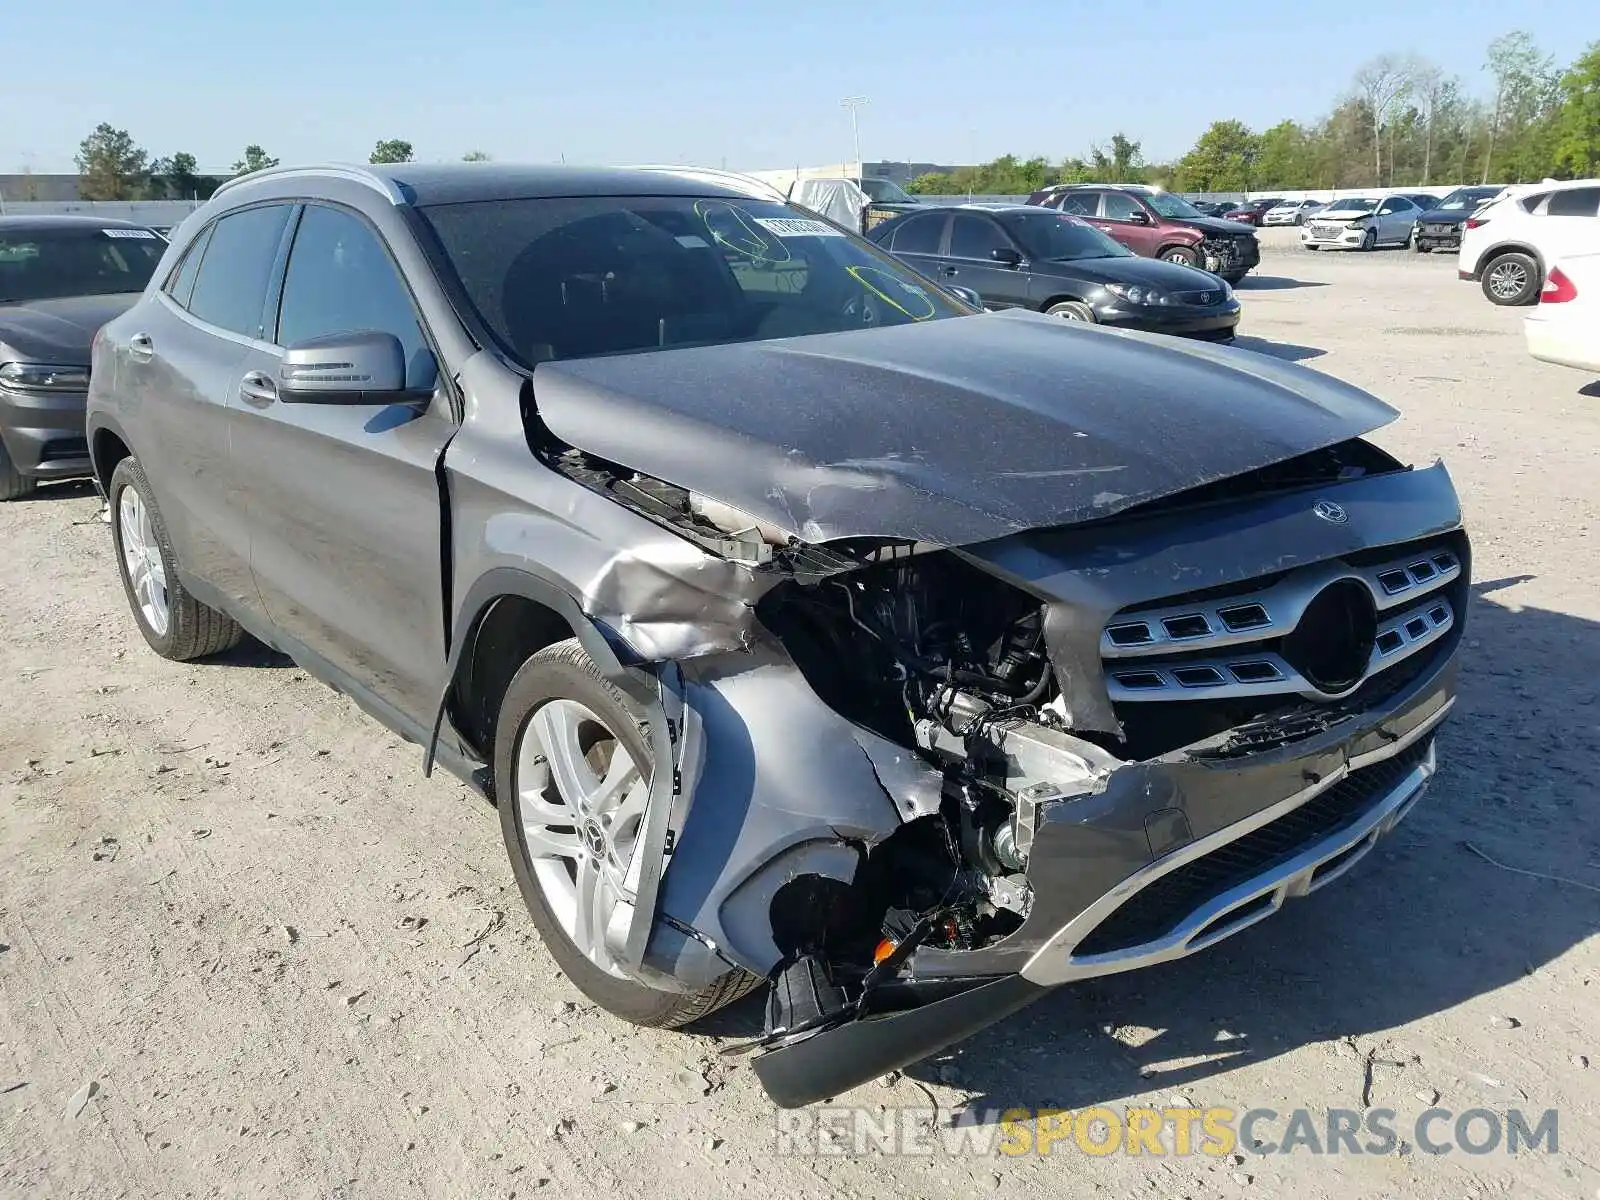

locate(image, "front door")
(936, 213), (1031, 308)
(1096, 192), (1162, 257)
(232, 201), (458, 725)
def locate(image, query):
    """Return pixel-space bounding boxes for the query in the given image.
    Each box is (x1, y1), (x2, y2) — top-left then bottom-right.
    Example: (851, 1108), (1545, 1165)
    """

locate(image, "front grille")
(1172, 290), (1224, 306)
(1075, 738), (1432, 956)
(1424, 223), (1453, 235)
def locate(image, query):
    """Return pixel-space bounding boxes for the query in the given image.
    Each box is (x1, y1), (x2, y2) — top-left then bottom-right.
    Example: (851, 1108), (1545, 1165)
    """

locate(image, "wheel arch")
(88, 417), (134, 497)
(1155, 242), (1198, 260)
(1475, 241), (1544, 278)
(1039, 293), (1089, 311)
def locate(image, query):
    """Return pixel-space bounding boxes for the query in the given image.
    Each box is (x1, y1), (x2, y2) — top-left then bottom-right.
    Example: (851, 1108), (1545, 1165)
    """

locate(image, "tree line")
(906, 32), (1599, 195)
(65, 130), (494, 202)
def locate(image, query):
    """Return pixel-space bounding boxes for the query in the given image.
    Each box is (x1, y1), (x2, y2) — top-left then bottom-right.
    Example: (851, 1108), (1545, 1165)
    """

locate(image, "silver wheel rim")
(1488, 262), (1527, 299)
(1054, 306), (1089, 321)
(514, 698), (649, 979)
(1163, 252), (1190, 264)
(118, 487), (170, 636)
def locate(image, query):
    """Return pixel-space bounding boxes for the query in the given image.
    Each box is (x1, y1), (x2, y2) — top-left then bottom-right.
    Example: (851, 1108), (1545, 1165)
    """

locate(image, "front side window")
(0, 225), (165, 304)
(1100, 192), (1143, 221)
(948, 215), (1010, 260)
(187, 204), (293, 338)
(419, 195), (968, 366)
(1001, 212), (1130, 260)
(275, 205), (428, 379)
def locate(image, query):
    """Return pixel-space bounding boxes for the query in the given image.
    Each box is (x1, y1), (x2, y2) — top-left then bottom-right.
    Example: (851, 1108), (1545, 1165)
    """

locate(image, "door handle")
(240, 370), (278, 407)
(128, 333), (154, 361)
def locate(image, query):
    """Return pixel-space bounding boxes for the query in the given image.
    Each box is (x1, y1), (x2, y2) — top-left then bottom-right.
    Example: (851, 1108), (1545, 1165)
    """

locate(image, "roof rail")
(627, 165), (789, 201)
(210, 163), (406, 205)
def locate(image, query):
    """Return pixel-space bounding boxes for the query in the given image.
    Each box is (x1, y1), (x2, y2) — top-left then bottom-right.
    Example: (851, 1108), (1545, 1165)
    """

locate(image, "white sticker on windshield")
(103, 228), (157, 239)
(753, 217), (844, 238)
(675, 234), (710, 248)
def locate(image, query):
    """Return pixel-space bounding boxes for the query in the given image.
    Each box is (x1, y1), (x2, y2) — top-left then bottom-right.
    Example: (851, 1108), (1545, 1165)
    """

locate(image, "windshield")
(1437, 188), (1498, 211)
(1325, 199), (1377, 214)
(0, 226), (164, 304)
(1001, 211), (1132, 260)
(419, 195), (969, 366)
(1145, 192), (1204, 219)
(862, 178), (915, 204)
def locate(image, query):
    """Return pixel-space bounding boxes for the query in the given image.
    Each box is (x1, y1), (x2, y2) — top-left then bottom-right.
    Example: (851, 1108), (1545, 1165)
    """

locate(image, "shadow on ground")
(1236, 276), (1329, 291)
(1230, 335), (1326, 362)
(16, 479), (98, 503)
(1579, 380), (1600, 399)
(704, 579), (1600, 1107)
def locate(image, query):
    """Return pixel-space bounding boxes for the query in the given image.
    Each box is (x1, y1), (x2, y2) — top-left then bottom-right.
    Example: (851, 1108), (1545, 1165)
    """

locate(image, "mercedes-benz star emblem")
(1313, 500), (1348, 525)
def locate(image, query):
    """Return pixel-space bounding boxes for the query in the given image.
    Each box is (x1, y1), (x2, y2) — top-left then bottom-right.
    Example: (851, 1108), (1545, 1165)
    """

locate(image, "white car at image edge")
(1525, 253), (1600, 373)
(1458, 179), (1600, 306)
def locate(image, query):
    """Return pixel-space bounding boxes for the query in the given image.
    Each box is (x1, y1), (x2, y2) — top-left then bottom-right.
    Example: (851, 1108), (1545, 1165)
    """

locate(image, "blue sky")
(2, 0), (1590, 175)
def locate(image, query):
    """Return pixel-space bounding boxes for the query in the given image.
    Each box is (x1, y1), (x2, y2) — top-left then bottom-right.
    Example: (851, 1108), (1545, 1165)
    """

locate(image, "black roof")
(0, 214), (151, 231)
(369, 163), (776, 206)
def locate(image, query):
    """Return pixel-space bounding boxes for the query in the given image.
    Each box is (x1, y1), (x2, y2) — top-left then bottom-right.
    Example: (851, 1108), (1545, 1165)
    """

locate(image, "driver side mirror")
(989, 246), (1023, 267)
(1125, 210), (1151, 225)
(278, 331), (438, 405)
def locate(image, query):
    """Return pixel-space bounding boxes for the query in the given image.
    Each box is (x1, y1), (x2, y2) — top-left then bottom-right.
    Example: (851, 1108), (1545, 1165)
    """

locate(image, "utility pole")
(840, 95), (868, 184)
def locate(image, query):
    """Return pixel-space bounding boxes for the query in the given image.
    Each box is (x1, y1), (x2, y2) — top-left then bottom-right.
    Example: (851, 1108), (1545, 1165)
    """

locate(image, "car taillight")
(1541, 266), (1577, 304)
(1464, 216), (1487, 229)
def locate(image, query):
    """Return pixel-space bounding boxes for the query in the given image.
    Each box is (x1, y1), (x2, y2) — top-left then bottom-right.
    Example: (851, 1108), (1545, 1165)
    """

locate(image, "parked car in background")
(1300, 195), (1422, 251)
(859, 177), (921, 212)
(1026, 184), (1260, 282)
(870, 205), (1240, 339)
(1458, 180), (1600, 306)
(1413, 187), (1505, 253)
(1525, 253), (1600, 373)
(1188, 200), (1234, 217)
(0, 215), (166, 499)
(85, 161), (1465, 1109)
(1221, 198), (1284, 226)
(1395, 193), (1442, 214)
(1263, 199), (1325, 227)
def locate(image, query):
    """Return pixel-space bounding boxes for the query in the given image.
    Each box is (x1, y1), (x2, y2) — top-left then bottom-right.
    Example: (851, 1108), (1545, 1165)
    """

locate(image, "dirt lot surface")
(3, 229), (1598, 1200)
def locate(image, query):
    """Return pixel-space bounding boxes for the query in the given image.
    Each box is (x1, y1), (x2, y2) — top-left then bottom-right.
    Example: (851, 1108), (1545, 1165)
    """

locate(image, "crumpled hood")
(1313, 208), (1376, 223)
(532, 309), (1397, 547)
(1184, 215), (1259, 236)
(0, 294), (138, 364)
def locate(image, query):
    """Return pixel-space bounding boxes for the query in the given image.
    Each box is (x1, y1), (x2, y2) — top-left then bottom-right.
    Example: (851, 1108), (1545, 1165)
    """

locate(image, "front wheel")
(1481, 252), (1540, 306)
(1360, 228), (1377, 252)
(1044, 300), (1096, 322)
(108, 457), (244, 660)
(495, 639), (759, 1028)
(1160, 246), (1200, 267)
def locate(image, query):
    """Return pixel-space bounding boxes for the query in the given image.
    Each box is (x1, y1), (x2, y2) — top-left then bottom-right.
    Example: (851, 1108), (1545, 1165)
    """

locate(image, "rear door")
(232, 201), (458, 724)
(120, 203), (295, 616)
(937, 213), (1031, 308)
(1540, 187), (1600, 261)
(884, 211), (949, 283)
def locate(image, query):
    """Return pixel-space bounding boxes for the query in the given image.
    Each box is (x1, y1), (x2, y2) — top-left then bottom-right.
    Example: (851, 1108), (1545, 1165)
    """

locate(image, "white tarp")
(787, 178), (869, 231)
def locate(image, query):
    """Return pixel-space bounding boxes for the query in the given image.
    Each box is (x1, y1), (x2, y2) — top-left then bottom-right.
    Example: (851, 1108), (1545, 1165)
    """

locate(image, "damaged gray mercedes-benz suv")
(86, 164), (1467, 1107)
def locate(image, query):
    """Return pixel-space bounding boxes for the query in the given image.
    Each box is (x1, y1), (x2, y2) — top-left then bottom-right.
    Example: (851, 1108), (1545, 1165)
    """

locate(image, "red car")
(1221, 198), (1285, 227)
(1027, 183), (1261, 283)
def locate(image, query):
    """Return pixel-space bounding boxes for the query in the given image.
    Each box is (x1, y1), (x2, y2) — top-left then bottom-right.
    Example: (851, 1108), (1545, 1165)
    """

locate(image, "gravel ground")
(3, 230), (1598, 1200)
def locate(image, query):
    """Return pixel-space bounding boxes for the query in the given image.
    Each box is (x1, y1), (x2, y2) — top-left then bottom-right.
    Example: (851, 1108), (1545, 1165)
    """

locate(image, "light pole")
(840, 95), (868, 184)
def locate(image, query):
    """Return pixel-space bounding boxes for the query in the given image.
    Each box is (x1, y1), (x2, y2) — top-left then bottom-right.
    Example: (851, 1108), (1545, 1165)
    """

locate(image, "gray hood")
(533, 309), (1397, 547)
(0, 293), (139, 365)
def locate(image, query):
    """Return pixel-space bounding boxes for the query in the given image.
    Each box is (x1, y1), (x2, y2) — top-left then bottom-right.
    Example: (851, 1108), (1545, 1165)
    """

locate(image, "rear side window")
(274, 204), (428, 379)
(164, 224), (214, 309)
(891, 212), (945, 254)
(1546, 188), (1600, 217)
(187, 204), (293, 338)
(1055, 192), (1098, 217)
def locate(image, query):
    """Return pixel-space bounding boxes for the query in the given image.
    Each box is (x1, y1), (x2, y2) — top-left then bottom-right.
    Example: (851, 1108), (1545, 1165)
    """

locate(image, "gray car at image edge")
(85, 163), (1469, 1107)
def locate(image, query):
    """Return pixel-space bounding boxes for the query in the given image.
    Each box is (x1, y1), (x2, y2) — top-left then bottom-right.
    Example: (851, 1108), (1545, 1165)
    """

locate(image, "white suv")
(1458, 180), (1600, 306)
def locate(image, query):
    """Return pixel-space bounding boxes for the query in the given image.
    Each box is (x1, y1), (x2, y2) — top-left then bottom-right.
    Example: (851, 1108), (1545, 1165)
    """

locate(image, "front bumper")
(0, 386), (92, 480)
(1098, 301), (1241, 339)
(750, 632), (1458, 1106)
(1301, 224), (1369, 249)
(1416, 223), (1463, 250)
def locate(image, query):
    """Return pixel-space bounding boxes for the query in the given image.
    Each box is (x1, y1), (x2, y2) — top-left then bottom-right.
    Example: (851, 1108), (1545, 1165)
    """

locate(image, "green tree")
(1089, 133), (1145, 181)
(149, 151), (200, 200)
(1177, 120), (1260, 191)
(1550, 41), (1600, 175)
(905, 172), (951, 194)
(370, 139), (415, 164)
(75, 123), (150, 201)
(461, 149), (492, 162)
(232, 145), (279, 176)
(1483, 31), (1559, 181)
(1252, 120), (1314, 188)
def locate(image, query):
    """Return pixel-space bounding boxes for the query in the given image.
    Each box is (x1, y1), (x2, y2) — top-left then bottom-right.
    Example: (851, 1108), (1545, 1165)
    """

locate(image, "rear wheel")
(1160, 246), (1200, 267)
(1481, 252), (1540, 306)
(108, 457), (244, 660)
(0, 440), (37, 501)
(494, 639), (759, 1028)
(1044, 300), (1095, 322)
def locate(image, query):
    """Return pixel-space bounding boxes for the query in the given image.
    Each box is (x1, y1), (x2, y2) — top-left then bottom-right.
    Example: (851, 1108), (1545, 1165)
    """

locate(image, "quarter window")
(275, 204), (427, 380)
(164, 224), (213, 310)
(186, 205), (293, 338)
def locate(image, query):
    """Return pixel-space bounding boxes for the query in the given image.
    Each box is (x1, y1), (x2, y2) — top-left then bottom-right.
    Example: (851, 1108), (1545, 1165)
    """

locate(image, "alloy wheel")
(514, 698), (649, 978)
(118, 487), (170, 636)
(1488, 261), (1528, 300)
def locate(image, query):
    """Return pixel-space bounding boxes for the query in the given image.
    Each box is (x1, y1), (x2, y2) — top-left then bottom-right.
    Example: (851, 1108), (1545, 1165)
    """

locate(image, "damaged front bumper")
(749, 641), (1456, 1107)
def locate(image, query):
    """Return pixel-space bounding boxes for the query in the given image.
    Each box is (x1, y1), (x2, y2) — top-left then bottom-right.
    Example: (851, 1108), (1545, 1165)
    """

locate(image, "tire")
(1160, 246), (1200, 267)
(1480, 252), (1540, 306)
(494, 638), (759, 1028)
(1305, 244), (1320, 252)
(1043, 300), (1096, 322)
(108, 457), (244, 661)
(1415, 243), (1432, 254)
(0, 439), (37, 501)
(1360, 228), (1377, 252)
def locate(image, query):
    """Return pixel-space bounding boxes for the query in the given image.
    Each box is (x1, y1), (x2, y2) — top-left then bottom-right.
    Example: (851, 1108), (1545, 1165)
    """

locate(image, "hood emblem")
(1313, 500), (1348, 525)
